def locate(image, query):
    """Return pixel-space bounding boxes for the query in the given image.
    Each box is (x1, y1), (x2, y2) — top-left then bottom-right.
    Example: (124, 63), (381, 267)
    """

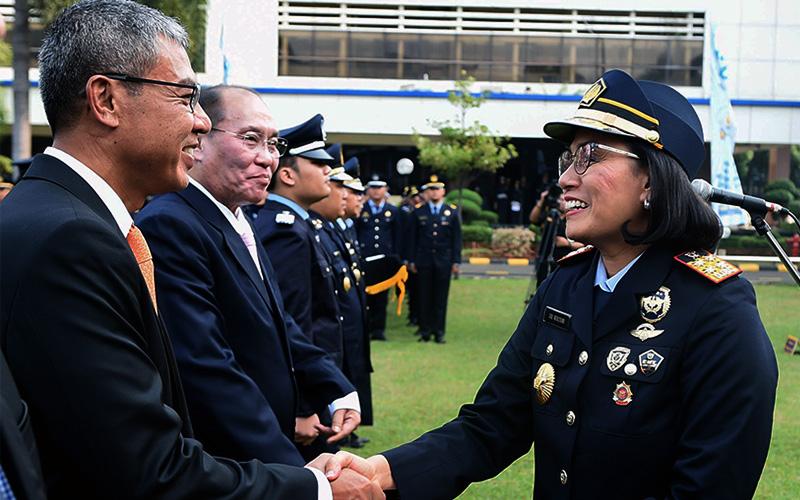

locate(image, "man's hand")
(295, 414), (321, 446)
(307, 451), (385, 499)
(317, 408), (361, 444)
(409, 262), (417, 274)
(452, 263), (459, 277)
(321, 452), (397, 492)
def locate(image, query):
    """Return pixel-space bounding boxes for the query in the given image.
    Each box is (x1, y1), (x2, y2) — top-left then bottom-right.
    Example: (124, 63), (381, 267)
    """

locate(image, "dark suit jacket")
(0, 154), (317, 498)
(0, 352), (46, 500)
(356, 202), (402, 257)
(136, 184), (354, 466)
(383, 245), (777, 499)
(252, 199), (344, 370)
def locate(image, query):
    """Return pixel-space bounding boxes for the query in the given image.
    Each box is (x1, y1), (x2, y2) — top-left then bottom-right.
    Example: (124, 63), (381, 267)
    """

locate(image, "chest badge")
(638, 349), (664, 376)
(384, 210), (392, 218)
(343, 275), (352, 292)
(630, 286), (671, 341)
(352, 265), (362, 283)
(444, 209), (451, 216)
(533, 363), (555, 405)
(613, 381), (633, 406)
(606, 346), (631, 372)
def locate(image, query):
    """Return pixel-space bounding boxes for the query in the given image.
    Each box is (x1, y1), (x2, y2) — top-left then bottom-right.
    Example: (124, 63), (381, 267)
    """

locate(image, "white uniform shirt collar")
(594, 252), (644, 293)
(44, 147), (133, 236)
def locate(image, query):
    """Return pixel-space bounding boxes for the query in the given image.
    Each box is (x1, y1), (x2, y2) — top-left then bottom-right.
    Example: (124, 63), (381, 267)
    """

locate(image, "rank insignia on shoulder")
(556, 245), (595, 264)
(361, 211), (370, 220)
(613, 381), (633, 406)
(311, 218), (323, 230)
(275, 211), (295, 224)
(674, 250), (742, 284)
(415, 202), (423, 208)
(449, 203), (457, 210)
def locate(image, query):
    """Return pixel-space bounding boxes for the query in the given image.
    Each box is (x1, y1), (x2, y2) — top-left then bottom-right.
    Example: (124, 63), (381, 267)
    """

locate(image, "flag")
(709, 23), (748, 227)
(220, 14), (230, 84)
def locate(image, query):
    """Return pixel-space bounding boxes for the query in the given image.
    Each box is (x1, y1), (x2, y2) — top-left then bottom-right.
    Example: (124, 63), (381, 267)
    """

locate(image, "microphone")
(691, 179), (788, 217)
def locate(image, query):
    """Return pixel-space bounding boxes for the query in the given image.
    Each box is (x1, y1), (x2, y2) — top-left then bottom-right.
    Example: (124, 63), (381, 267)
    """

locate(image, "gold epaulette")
(673, 250), (742, 284)
(556, 245), (595, 264)
(449, 203), (457, 209)
(415, 202), (423, 208)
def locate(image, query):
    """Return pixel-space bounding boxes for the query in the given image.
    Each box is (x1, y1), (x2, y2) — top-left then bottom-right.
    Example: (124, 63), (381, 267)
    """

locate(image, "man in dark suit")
(0, 1), (379, 498)
(135, 86), (360, 468)
(407, 176), (462, 343)
(356, 178), (402, 340)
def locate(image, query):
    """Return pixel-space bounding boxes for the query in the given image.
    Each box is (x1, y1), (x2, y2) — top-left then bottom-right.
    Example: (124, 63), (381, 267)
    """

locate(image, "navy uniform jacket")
(0, 155), (317, 498)
(407, 203), (462, 267)
(252, 199), (344, 369)
(383, 244), (777, 499)
(398, 204), (414, 261)
(356, 202), (402, 257)
(136, 184), (354, 466)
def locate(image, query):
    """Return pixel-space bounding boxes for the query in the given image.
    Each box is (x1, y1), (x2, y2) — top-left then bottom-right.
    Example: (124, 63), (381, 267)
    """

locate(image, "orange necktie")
(127, 224), (158, 313)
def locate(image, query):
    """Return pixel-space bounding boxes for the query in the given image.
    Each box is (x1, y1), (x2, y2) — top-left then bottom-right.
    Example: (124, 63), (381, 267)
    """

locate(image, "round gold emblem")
(343, 276), (351, 292)
(533, 363), (555, 405)
(385, 210), (392, 217)
(645, 130), (660, 143)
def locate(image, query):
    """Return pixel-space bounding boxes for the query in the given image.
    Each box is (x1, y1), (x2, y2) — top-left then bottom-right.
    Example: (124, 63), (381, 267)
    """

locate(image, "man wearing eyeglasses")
(0, 1), (380, 498)
(136, 85), (362, 472)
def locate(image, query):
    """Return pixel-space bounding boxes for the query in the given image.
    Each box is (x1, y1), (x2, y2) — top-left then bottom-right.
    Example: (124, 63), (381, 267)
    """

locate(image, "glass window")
(460, 36), (491, 62)
(598, 38), (632, 74)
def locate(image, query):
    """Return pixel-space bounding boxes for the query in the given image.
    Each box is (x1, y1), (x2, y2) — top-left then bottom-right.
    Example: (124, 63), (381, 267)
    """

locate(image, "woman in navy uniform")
(327, 69), (779, 499)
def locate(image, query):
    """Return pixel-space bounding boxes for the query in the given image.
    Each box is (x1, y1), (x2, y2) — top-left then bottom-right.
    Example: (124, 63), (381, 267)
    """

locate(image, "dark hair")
(621, 145), (722, 251)
(197, 85), (262, 127)
(268, 156), (300, 191)
(38, 0), (188, 134)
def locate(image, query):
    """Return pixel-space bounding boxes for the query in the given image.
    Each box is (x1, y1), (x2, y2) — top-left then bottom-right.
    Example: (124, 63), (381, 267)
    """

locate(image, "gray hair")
(38, 0), (189, 133)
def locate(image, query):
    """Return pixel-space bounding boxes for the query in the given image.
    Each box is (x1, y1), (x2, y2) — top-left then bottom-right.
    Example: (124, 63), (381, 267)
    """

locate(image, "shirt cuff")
(305, 466), (333, 500)
(329, 391), (361, 414)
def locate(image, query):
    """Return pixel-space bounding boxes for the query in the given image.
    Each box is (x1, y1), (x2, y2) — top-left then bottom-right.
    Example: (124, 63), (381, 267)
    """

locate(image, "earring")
(643, 198), (651, 210)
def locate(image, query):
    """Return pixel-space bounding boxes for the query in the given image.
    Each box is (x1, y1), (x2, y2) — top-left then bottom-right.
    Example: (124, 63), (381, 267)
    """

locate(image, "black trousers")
(406, 272), (418, 323)
(366, 290), (388, 334)
(416, 263), (452, 338)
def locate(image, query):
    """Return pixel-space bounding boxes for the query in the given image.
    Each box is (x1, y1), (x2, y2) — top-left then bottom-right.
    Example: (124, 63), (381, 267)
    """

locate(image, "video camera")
(542, 182), (563, 211)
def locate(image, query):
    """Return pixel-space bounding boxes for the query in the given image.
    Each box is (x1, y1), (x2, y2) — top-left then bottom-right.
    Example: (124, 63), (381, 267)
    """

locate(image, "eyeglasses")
(558, 142), (640, 177)
(210, 128), (289, 157)
(103, 73), (201, 113)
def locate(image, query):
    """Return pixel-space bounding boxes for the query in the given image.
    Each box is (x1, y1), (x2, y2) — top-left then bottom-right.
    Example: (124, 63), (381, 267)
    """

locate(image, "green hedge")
(462, 224), (493, 244)
(765, 179), (799, 198)
(446, 188), (483, 207)
(764, 188), (795, 207)
(457, 199), (482, 222)
(470, 219), (490, 228)
(479, 210), (499, 224)
(718, 235), (788, 250)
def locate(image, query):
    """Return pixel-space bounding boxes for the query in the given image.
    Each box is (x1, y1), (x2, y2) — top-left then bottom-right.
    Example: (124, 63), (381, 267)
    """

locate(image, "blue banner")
(709, 24), (748, 227)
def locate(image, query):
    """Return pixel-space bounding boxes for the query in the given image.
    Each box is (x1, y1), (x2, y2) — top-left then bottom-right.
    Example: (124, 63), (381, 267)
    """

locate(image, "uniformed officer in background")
(310, 164), (374, 449)
(407, 176), (462, 343)
(357, 177), (402, 341)
(399, 185), (422, 327)
(251, 114), (356, 460)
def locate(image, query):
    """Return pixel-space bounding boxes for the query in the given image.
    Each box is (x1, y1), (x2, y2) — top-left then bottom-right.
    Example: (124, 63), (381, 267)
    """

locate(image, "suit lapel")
(592, 245), (675, 341)
(178, 184), (274, 313)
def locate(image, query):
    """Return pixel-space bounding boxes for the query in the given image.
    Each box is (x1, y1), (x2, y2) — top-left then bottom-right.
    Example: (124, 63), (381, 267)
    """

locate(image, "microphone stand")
(750, 213), (800, 287)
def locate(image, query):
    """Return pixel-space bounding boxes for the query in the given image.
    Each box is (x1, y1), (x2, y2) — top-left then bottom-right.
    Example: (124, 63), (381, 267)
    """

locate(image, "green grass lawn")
(353, 278), (800, 499)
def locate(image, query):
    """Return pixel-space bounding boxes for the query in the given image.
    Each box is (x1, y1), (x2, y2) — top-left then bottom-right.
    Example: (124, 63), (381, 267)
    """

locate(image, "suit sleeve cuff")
(329, 391), (361, 414)
(305, 466), (333, 500)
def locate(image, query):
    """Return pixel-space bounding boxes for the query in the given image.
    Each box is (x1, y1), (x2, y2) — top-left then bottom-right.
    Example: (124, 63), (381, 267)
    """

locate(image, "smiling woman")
(324, 68), (780, 500)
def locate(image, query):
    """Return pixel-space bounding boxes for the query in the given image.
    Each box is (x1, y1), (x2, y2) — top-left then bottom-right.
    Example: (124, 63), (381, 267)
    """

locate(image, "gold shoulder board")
(673, 250), (742, 284)
(556, 245), (595, 264)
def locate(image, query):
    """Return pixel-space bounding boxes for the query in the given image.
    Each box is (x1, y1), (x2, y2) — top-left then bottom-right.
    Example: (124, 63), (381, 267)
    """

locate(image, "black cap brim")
(297, 148), (335, 164)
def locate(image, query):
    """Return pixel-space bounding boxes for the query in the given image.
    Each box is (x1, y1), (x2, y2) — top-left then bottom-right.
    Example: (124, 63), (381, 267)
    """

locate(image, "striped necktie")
(127, 224), (158, 313)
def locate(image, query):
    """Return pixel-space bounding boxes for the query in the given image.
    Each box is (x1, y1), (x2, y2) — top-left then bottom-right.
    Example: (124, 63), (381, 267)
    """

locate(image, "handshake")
(307, 451), (395, 499)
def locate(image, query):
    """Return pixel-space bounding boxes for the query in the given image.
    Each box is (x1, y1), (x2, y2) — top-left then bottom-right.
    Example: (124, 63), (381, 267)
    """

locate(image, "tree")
(413, 72), (518, 212)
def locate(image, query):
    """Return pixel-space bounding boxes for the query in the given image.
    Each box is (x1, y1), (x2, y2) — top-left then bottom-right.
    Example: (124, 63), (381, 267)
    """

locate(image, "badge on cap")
(613, 381), (633, 406)
(606, 346), (631, 372)
(275, 211), (295, 225)
(581, 78), (607, 107)
(638, 349), (664, 376)
(533, 363), (555, 405)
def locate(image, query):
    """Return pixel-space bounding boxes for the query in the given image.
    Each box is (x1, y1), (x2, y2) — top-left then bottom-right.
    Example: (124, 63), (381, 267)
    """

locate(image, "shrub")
(763, 188), (794, 207)
(765, 179), (799, 198)
(471, 219), (490, 228)
(788, 200), (800, 219)
(479, 210), (499, 224)
(455, 198), (482, 223)
(491, 227), (536, 258)
(446, 188), (483, 207)
(462, 224), (493, 244)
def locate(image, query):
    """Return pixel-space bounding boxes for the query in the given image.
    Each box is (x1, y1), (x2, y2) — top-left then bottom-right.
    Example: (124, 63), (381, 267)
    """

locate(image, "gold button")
(578, 351), (588, 365)
(565, 411), (575, 426)
(560, 470), (568, 485)
(546, 344), (554, 356)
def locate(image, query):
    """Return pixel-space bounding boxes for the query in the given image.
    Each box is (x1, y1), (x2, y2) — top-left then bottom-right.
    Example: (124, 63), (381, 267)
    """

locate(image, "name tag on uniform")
(543, 306), (571, 331)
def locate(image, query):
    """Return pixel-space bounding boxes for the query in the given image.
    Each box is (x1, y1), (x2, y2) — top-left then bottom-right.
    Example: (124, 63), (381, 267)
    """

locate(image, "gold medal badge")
(533, 363), (555, 405)
(352, 266), (362, 283)
(613, 381), (633, 406)
(343, 276), (352, 292)
(630, 286), (670, 341)
(385, 210), (392, 217)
